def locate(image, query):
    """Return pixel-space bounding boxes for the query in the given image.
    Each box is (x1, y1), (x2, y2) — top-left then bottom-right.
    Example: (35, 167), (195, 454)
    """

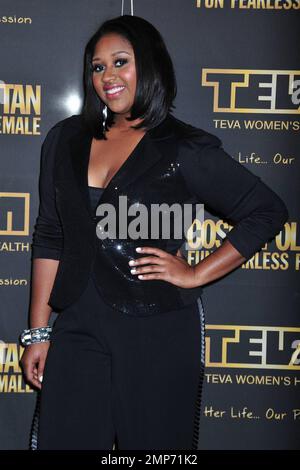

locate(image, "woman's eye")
(115, 58), (128, 67)
(92, 64), (103, 73)
(92, 58), (128, 73)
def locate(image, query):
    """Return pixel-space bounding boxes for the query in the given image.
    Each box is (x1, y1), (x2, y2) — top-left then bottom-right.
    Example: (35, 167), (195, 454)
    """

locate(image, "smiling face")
(91, 33), (137, 120)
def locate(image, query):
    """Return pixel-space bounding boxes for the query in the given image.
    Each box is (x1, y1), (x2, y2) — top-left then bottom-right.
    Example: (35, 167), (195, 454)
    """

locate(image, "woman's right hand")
(20, 342), (50, 390)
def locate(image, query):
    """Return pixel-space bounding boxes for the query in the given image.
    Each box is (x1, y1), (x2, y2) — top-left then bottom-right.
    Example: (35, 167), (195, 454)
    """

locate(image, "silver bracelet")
(20, 326), (52, 347)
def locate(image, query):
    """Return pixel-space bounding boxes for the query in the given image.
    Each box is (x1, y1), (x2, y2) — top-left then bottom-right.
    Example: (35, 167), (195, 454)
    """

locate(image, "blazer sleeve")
(178, 131), (289, 260)
(30, 123), (64, 261)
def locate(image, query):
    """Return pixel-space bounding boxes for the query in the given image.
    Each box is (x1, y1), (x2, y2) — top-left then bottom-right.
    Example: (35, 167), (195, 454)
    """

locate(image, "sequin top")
(88, 186), (105, 213)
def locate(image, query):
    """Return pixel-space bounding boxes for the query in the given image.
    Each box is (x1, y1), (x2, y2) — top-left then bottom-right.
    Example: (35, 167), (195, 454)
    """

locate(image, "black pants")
(37, 276), (205, 450)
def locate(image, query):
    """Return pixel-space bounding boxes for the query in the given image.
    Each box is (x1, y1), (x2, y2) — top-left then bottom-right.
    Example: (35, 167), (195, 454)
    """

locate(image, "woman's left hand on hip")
(128, 246), (199, 288)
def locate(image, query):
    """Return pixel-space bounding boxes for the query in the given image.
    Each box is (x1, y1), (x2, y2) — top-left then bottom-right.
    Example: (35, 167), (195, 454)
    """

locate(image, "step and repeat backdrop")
(0, 0), (299, 450)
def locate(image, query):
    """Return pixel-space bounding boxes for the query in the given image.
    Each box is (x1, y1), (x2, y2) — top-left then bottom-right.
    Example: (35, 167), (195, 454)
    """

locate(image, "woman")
(20, 15), (288, 450)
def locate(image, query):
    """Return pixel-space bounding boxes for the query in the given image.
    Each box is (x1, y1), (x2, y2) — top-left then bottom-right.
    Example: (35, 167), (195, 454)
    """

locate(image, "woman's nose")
(102, 66), (117, 83)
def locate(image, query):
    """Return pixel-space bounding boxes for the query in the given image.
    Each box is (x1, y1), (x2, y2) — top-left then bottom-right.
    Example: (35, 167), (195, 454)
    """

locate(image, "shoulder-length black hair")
(81, 14), (177, 139)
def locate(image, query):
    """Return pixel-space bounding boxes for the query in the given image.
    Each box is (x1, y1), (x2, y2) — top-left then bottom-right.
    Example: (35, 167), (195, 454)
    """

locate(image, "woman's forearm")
(29, 258), (60, 328)
(194, 239), (247, 286)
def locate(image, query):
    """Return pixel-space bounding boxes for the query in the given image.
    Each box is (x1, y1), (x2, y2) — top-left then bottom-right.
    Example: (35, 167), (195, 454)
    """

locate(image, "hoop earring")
(102, 105), (108, 134)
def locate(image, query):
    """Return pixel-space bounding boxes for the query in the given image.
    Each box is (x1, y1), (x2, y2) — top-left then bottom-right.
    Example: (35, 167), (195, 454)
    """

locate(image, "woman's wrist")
(193, 239), (246, 286)
(19, 326), (52, 347)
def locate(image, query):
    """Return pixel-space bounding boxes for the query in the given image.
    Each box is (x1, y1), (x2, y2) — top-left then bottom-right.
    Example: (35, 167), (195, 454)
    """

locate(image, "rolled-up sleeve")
(31, 124), (64, 260)
(178, 131), (289, 260)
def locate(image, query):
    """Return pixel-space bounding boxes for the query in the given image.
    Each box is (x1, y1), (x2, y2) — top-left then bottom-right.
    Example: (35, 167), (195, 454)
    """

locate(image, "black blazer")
(31, 112), (289, 316)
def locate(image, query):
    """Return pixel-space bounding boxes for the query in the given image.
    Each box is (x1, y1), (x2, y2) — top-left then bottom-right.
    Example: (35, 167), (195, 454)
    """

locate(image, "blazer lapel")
(68, 113), (176, 217)
(69, 129), (94, 218)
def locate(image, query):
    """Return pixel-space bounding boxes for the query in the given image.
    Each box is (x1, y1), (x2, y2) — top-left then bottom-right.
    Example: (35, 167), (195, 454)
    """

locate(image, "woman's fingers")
(22, 359), (42, 390)
(20, 343), (50, 390)
(37, 358), (45, 384)
(129, 255), (164, 267)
